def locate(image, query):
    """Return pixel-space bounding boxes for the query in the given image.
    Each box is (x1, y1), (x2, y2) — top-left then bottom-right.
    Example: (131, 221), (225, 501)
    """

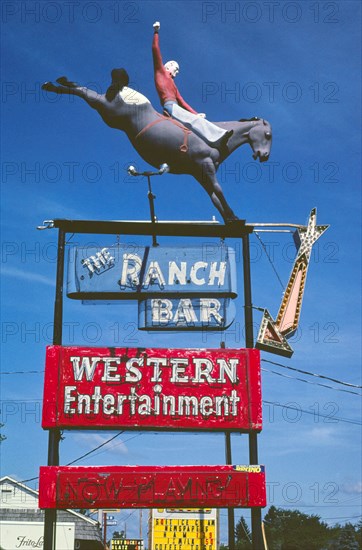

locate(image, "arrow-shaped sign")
(256, 308), (294, 358)
(256, 208), (329, 357)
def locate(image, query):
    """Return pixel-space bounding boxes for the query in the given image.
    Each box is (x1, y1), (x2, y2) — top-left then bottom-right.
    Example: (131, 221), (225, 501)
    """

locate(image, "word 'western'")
(69, 354), (240, 384)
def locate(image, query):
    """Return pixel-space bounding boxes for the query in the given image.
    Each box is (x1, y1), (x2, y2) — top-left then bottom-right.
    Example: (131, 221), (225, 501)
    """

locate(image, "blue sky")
(1, 0), (361, 543)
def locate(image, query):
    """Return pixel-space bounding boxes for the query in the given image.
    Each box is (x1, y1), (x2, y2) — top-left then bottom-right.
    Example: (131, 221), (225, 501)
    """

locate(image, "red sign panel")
(42, 346), (262, 432)
(39, 465), (266, 509)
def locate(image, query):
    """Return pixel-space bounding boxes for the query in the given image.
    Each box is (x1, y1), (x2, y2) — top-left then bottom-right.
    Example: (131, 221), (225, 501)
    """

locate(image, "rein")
(135, 112), (191, 153)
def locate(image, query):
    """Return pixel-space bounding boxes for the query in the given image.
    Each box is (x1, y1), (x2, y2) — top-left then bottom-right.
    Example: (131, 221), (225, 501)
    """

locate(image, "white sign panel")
(0, 521), (75, 550)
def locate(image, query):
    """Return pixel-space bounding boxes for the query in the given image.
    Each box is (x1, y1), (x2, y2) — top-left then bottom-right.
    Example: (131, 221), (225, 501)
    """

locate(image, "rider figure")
(152, 21), (233, 150)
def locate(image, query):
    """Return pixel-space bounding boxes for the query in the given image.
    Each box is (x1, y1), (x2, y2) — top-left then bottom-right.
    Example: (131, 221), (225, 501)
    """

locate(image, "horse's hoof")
(56, 76), (77, 88)
(41, 82), (55, 91)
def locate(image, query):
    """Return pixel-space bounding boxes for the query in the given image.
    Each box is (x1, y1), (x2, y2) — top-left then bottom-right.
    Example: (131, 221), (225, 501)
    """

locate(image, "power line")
(80, 433), (143, 461)
(261, 367), (362, 396)
(262, 359), (362, 389)
(321, 515), (361, 521)
(220, 506), (362, 514)
(3, 361), (360, 393)
(263, 513), (362, 522)
(18, 431), (125, 484)
(254, 231), (285, 289)
(263, 400), (362, 426)
(2, 397), (360, 426)
(0, 371), (44, 375)
(66, 431), (125, 465)
(2, 359), (360, 395)
(119, 509), (137, 523)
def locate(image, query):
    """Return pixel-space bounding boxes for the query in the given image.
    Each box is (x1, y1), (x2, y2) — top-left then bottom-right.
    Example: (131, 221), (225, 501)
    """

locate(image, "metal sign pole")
(43, 228), (65, 550)
(221, 337), (236, 550)
(103, 512), (107, 549)
(242, 232), (264, 550)
(146, 174), (158, 247)
(225, 432), (235, 550)
(128, 164), (170, 247)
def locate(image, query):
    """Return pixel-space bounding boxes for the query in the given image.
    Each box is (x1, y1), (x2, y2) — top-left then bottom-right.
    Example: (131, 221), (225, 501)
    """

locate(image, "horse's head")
(103, 68), (154, 132)
(105, 68), (129, 101)
(247, 118), (272, 162)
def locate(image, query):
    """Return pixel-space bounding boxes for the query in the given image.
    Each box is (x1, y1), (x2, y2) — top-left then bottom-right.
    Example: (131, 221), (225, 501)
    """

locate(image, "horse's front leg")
(194, 161), (239, 223)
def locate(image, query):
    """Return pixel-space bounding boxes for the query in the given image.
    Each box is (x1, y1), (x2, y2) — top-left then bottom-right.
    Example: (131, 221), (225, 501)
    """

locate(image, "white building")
(0, 476), (103, 549)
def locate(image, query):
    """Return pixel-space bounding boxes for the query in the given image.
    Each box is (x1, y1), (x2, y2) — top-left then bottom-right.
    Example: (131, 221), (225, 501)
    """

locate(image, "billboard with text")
(42, 346), (262, 432)
(151, 508), (218, 550)
(67, 244), (237, 300)
(39, 465), (266, 509)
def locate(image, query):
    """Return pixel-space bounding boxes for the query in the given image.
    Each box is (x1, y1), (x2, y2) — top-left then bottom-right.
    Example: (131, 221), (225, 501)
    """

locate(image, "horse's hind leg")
(194, 161), (238, 223)
(56, 76), (79, 88)
(41, 81), (103, 109)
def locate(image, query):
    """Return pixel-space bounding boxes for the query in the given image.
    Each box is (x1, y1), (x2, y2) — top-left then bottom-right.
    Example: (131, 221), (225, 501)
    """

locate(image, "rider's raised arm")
(152, 28), (164, 71)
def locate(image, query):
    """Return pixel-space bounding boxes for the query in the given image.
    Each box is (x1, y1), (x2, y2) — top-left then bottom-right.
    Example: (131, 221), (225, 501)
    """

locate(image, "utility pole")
(103, 511), (107, 549)
(242, 232), (264, 550)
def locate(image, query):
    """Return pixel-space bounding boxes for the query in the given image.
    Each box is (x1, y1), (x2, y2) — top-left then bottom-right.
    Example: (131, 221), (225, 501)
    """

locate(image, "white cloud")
(74, 433), (129, 457)
(341, 481), (362, 495)
(264, 425), (340, 458)
(306, 426), (338, 445)
(1, 266), (54, 287)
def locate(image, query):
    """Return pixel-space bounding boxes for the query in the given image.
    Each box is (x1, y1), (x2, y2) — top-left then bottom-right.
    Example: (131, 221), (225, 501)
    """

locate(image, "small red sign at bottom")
(39, 465), (266, 509)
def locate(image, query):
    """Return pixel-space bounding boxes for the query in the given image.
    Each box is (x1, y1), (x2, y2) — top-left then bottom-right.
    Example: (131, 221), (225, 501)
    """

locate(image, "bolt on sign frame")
(38, 219), (263, 550)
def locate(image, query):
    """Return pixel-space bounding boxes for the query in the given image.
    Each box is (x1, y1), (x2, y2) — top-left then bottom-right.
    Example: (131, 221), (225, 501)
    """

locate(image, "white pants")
(166, 102), (227, 145)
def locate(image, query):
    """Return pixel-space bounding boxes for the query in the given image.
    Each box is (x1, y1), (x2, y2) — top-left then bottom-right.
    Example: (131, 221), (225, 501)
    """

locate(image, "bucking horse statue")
(42, 68), (272, 223)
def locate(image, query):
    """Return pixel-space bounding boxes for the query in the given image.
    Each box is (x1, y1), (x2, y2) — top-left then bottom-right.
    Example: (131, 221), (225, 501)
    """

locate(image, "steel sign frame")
(38, 219), (263, 550)
(39, 466), (266, 509)
(42, 345), (262, 432)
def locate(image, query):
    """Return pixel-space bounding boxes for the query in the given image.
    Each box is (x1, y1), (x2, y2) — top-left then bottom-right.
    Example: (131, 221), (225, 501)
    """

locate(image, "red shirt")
(152, 33), (198, 114)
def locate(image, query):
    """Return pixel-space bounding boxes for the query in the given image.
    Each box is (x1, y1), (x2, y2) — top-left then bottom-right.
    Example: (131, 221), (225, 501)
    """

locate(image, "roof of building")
(0, 476), (103, 544)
